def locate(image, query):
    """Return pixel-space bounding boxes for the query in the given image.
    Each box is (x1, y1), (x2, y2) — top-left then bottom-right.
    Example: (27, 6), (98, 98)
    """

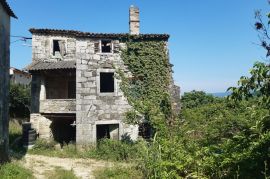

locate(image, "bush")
(9, 84), (30, 118)
(0, 162), (33, 179)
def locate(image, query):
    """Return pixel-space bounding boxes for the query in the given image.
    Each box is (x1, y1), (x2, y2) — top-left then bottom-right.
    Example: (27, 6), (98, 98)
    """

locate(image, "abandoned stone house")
(25, 6), (180, 145)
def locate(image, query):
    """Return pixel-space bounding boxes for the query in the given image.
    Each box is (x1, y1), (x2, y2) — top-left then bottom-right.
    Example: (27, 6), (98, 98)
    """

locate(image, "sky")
(7, 0), (269, 93)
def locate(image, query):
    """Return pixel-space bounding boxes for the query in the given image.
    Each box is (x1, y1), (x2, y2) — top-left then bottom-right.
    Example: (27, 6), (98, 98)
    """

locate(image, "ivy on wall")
(118, 38), (174, 134)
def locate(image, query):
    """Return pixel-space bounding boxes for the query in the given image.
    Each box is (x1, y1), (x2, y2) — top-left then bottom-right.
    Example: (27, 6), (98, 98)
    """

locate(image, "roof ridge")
(29, 28), (170, 40)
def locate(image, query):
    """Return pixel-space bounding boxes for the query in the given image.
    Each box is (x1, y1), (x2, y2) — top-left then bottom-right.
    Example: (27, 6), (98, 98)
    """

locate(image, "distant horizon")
(8, 0), (268, 93)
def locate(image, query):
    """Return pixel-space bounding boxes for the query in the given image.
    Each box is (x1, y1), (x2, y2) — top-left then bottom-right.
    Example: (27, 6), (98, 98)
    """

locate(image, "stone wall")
(76, 39), (138, 145)
(0, 3), (11, 158)
(32, 34), (76, 62)
(40, 99), (76, 113)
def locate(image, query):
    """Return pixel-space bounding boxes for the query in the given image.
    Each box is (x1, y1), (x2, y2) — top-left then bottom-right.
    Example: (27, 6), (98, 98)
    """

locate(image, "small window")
(100, 72), (114, 93)
(53, 40), (60, 56)
(101, 40), (112, 53)
(53, 40), (66, 56)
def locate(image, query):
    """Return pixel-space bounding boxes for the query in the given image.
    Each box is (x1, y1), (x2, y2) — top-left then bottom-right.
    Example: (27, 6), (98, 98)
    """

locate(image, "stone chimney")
(129, 5), (140, 35)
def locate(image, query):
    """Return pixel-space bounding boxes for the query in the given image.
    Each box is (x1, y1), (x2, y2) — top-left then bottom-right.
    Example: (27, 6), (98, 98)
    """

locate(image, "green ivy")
(118, 38), (173, 133)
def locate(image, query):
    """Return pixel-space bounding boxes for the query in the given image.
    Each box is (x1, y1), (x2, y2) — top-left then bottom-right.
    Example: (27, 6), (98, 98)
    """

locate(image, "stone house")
(10, 67), (31, 85)
(0, 0), (17, 160)
(25, 6), (179, 145)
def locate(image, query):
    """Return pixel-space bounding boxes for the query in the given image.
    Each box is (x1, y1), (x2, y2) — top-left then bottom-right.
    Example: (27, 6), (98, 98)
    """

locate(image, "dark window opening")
(96, 124), (119, 141)
(53, 40), (66, 56)
(68, 81), (76, 99)
(139, 123), (152, 139)
(100, 72), (114, 93)
(101, 40), (112, 53)
(53, 40), (60, 56)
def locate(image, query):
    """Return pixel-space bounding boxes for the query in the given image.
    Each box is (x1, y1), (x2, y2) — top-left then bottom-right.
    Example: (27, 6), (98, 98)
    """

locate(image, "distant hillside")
(209, 91), (231, 97)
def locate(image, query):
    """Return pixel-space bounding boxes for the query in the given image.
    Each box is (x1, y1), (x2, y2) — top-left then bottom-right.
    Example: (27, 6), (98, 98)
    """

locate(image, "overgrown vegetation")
(29, 138), (145, 162)
(0, 162), (33, 179)
(117, 8), (270, 178)
(93, 165), (143, 179)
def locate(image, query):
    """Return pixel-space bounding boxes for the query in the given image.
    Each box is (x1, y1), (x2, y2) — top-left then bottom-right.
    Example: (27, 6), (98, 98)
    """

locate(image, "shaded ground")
(20, 154), (114, 179)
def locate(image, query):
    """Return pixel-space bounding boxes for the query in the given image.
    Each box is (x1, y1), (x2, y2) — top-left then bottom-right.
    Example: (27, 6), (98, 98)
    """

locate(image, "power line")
(11, 35), (32, 39)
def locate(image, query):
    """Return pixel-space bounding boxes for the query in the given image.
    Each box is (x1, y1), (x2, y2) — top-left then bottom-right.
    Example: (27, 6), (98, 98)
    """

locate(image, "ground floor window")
(96, 124), (119, 140)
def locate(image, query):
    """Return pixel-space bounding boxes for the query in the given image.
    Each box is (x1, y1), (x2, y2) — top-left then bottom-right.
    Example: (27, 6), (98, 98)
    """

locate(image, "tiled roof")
(25, 60), (76, 71)
(29, 28), (170, 40)
(0, 0), (17, 18)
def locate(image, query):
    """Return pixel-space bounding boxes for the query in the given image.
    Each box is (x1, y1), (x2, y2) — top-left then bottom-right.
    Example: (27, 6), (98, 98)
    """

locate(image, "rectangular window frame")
(96, 69), (117, 96)
(95, 39), (114, 54)
(50, 38), (67, 58)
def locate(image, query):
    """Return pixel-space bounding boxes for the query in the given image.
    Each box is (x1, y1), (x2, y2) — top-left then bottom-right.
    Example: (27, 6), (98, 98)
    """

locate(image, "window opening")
(100, 72), (114, 93)
(101, 40), (112, 53)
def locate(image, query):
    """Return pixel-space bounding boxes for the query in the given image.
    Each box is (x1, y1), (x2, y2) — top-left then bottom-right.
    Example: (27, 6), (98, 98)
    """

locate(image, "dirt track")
(21, 154), (114, 179)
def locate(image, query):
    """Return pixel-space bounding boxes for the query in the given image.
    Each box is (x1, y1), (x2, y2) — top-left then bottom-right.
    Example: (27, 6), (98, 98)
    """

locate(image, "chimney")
(129, 5), (140, 35)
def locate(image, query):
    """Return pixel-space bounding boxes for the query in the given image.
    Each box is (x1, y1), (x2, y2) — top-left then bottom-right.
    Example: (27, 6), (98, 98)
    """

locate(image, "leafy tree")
(9, 84), (30, 118)
(181, 90), (218, 109)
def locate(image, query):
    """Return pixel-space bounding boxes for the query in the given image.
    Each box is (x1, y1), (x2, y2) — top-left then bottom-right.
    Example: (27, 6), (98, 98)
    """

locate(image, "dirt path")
(21, 154), (114, 179)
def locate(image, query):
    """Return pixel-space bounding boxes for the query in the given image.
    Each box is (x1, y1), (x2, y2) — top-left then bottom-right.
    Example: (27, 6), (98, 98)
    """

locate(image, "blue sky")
(8, 0), (268, 93)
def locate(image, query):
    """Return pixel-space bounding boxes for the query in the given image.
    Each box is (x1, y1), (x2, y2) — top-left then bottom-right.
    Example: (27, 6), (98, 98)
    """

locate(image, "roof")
(29, 28), (170, 40)
(0, 0), (17, 18)
(10, 67), (31, 77)
(25, 60), (76, 72)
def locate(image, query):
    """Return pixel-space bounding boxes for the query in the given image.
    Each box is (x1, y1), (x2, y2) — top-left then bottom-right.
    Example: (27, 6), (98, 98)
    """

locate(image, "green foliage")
(45, 167), (77, 179)
(181, 90), (219, 109)
(120, 39), (174, 132)
(228, 62), (270, 108)
(0, 162), (33, 179)
(9, 84), (30, 118)
(93, 139), (145, 161)
(93, 165), (143, 179)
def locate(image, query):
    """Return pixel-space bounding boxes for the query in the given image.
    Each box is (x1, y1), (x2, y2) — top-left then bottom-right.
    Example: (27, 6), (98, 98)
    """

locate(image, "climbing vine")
(118, 38), (174, 133)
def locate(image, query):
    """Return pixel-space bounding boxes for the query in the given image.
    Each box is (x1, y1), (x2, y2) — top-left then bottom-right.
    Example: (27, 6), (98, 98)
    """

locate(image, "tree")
(9, 84), (30, 118)
(181, 90), (218, 109)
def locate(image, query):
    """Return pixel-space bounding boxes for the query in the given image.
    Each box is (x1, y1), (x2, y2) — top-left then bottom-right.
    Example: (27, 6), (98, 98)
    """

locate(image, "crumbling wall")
(32, 34), (76, 62)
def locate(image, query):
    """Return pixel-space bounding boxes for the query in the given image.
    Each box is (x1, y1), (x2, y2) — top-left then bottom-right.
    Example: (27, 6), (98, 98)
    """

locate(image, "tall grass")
(93, 166), (143, 179)
(29, 138), (146, 162)
(0, 162), (33, 179)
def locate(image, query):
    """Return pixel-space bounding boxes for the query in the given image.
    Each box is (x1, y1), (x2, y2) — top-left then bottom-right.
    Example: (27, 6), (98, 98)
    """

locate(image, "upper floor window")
(53, 40), (66, 57)
(100, 72), (114, 93)
(101, 40), (112, 53)
(94, 40), (119, 54)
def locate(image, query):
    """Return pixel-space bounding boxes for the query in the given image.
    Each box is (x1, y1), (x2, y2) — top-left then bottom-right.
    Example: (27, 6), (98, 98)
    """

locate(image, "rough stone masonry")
(26, 6), (180, 145)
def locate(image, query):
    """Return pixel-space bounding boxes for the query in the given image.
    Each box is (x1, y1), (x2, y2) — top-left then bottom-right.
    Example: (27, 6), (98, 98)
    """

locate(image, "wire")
(11, 35), (32, 39)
